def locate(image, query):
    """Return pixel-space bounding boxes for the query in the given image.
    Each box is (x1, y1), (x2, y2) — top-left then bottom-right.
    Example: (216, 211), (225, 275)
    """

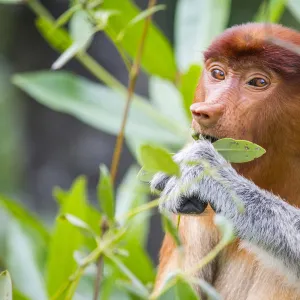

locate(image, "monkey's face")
(190, 23), (300, 152)
(191, 59), (280, 145)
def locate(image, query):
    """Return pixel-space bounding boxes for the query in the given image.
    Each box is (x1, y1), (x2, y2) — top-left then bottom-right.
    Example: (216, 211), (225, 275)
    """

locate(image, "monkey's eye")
(247, 78), (268, 88)
(211, 69), (225, 80)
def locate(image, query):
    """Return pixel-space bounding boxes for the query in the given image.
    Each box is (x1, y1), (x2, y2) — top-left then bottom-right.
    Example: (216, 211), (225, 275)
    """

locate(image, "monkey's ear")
(178, 197), (208, 214)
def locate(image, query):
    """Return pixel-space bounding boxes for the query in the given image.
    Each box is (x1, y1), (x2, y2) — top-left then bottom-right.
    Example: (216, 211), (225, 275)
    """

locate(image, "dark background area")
(0, 0), (299, 261)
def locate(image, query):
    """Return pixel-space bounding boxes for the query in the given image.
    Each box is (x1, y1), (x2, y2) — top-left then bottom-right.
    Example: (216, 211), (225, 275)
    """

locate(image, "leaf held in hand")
(213, 138), (266, 163)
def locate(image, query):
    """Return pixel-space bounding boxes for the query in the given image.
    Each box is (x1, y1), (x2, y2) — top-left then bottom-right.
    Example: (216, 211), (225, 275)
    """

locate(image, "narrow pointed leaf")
(106, 254), (149, 298)
(36, 17), (72, 52)
(157, 273), (198, 300)
(116, 166), (150, 245)
(175, 0), (231, 71)
(58, 213), (96, 237)
(149, 76), (189, 126)
(179, 65), (202, 121)
(52, 11), (94, 69)
(137, 167), (156, 183)
(162, 214), (182, 247)
(46, 177), (88, 298)
(214, 214), (235, 245)
(97, 164), (115, 220)
(0, 271), (12, 300)
(5, 222), (47, 300)
(0, 0), (22, 3)
(101, 0), (177, 80)
(12, 71), (186, 148)
(213, 138), (266, 163)
(288, 0), (300, 21)
(0, 195), (49, 243)
(138, 144), (180, 176)
(255, 0), (286, 22)
(117, 5), (166, 41)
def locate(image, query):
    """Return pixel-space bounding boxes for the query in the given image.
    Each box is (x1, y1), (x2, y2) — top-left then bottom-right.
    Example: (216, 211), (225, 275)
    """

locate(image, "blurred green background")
(1, 0), (299, 256)
(0, 0), (300, 299)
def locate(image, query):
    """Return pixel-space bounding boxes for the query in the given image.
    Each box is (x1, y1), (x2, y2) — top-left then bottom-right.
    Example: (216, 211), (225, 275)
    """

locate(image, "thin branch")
(110, 0), (158, 184)
(93, 219), (109, 300)
(93, 0), (158, 298)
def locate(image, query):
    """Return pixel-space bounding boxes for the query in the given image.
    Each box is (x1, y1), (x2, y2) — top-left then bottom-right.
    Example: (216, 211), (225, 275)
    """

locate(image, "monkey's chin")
(201, 134), (219, 143)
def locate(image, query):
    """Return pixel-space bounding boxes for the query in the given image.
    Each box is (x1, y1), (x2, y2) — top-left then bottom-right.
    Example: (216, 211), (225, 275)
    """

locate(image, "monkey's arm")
(151, 140), (300, 282)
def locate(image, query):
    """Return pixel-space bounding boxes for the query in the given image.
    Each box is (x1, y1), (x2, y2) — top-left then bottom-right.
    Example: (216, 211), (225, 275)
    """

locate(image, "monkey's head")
(191, 23), (300, 159)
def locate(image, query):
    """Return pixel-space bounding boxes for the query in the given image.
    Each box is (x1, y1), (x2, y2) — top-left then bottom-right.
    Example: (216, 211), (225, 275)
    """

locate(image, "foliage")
(0, 0), (299, 299)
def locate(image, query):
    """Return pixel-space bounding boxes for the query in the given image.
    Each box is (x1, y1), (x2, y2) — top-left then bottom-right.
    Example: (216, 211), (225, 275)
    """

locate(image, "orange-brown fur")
(155, 23), (300, 299)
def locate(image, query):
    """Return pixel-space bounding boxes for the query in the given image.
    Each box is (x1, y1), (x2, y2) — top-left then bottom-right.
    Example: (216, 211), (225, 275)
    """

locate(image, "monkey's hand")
(151, 140), (300, 283)
(150, 139), (237, 215)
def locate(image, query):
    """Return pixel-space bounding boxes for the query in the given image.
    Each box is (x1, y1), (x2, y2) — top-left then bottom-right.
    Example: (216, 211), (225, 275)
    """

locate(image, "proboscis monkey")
(151, 23), (300, 300)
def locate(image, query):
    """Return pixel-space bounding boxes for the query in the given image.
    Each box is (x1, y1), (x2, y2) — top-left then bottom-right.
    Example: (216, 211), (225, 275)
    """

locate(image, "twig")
(93, 218), (109, 300)
(110, 0), (158, 184)
(93, 1), (158, 298)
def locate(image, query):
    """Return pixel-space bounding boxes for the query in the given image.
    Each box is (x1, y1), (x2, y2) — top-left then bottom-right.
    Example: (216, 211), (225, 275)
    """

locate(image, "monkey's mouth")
(201, 134), (219, 143)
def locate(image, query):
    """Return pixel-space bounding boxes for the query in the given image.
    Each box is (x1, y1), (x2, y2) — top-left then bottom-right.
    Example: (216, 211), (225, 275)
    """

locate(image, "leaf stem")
(93, 219), (109, 300)
(110, 0), (158, 184)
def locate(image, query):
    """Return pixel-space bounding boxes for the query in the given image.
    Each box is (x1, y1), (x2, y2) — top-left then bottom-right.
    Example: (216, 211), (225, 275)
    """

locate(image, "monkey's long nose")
(190, 103), (224, 128)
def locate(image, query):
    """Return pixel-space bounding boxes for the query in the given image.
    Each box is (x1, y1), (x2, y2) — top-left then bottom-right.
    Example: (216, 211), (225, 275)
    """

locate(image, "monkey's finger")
(150, 172), (171, 193)
(178, 197), (208, 215)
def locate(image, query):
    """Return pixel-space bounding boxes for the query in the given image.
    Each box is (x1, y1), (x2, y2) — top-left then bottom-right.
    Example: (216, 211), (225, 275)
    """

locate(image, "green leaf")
(53, 187), (101, 235)
(138, 144), (180, 176)
(0, 194), (49, 244)
(97, 164), (115, 220)
(106, 254), (149, 298)
(93, 9), (120, 30)
(149, 76), (189, 126)
(214, 214), (235, 245)
(12, 71), (186, 148)
(36, 17), (72, 52)
(52, 10), (94, 70)
(255, 0), (286, 22)
(213, 138), (266, 163)
(194, 279), (221, 300)
(162, 214), (181, 247)
(175, 0), (231, 71)
(13, 289), (31, 300)
(0, 0), (22, 3)
(54, 5), (80, 28)
(116, 242), (155, 284)
(158, 273), (198, 300)
(179, 65), (202, 121)
(137, 167), (156, 183)
(58, 213), (97, 237)
(5, 221), (47, 300)
(117, 4), (166, 41)
(287, 0), (300, 21)
(0, 271), (12, 300)
(46, 176), (88, 298)
(101, 0), (177, 80)
(116, 165), (150, 246)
